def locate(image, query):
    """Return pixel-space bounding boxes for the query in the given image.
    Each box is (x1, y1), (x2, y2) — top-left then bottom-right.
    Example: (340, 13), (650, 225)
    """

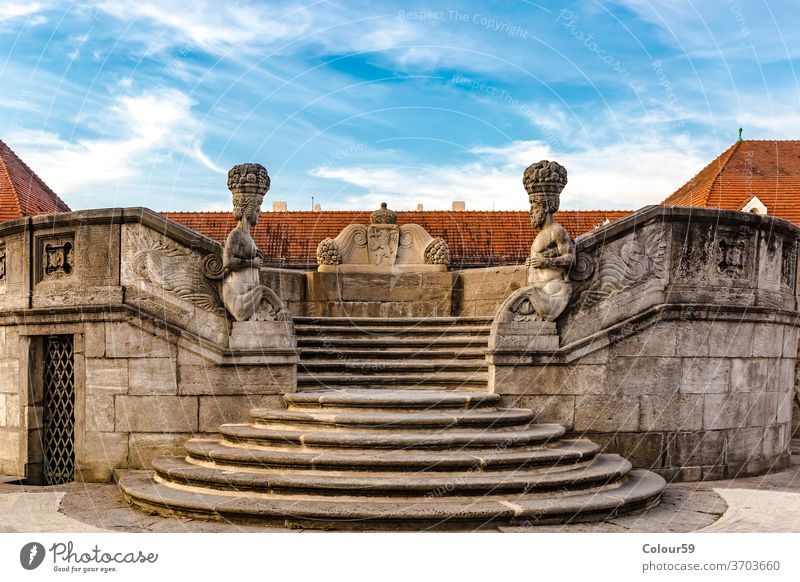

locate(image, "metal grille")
(43, 335), (75, 485)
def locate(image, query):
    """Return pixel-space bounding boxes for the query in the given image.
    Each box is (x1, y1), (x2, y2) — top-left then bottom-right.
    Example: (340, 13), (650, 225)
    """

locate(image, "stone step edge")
(284, 389), (501, 409)
(118, 470), (665, 531)
(249, 408), (534, 428)
(151, 455), (632, 495)
(185, 438), (598, 470)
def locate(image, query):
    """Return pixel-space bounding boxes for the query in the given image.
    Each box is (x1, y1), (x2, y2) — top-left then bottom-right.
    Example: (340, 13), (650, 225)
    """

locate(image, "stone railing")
(489, 205), (800, 481)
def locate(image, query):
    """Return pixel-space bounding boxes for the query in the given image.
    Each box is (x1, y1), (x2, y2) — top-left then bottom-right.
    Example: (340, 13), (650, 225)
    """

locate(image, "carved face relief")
(718, 239), (747, 276)
(529, 201), (547, 229)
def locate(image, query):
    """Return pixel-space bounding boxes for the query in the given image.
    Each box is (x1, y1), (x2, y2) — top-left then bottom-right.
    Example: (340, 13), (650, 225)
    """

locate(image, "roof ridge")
(0, 142), (23, 219)
(161, 208), (633, 215)
(0, 138), (70, 212)
(706, 139), (743, 208)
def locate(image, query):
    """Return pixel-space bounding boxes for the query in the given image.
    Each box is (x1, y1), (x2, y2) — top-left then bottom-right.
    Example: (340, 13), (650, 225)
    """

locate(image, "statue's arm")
(529, 228), (574, 269)
(223, 231), (261, 270)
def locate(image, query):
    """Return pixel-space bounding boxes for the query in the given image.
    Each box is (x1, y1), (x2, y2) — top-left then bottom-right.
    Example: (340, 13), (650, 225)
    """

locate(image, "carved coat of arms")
(367, 224), (399, 266)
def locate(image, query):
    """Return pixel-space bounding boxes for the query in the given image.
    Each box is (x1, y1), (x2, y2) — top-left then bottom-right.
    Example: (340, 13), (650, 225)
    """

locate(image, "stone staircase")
(295, 316), (492, 390)
(119, 317), (666, 530)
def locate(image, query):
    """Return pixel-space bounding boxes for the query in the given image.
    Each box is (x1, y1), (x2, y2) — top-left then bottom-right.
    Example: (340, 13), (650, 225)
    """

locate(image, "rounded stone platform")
(119, 389), (666, 531)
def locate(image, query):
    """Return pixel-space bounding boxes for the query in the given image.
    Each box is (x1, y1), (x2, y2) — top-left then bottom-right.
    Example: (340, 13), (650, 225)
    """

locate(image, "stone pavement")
(0, 449), (799, 533)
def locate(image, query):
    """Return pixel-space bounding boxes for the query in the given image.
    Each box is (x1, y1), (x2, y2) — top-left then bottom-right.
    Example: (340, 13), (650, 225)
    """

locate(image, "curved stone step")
(152, 454), (631, 496)
(293, 317), (494, 327)
(249, 407), (534, 429)
(297, 336), (488, 348)
(298, 347), (489, 360)
(185, 438), (599, 471)
(299, 360), (487, 373)
(119, 469), (666, 530)
(285, 389), (501, 410)
(294, 325), (491, 336)
(219, 423), (566, 449)
(297, 372), (489, 388)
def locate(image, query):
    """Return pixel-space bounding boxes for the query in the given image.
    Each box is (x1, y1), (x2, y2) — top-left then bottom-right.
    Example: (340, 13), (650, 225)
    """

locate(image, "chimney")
(452, 200), (465, 211)
(313, 203), (321, 212)
(416, 204), (424, 211)
(272, 201), (288, 212)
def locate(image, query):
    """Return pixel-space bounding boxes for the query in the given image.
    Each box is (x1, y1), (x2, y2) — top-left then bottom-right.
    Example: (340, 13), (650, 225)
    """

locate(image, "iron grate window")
(43, 335), (75, 485)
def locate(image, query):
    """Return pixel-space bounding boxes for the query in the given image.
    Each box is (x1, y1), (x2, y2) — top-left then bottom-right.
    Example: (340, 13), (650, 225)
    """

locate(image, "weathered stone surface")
(607, 356), (682, 396)
(0, 359), (19, 394)
(0, 329), (20, 358)
(84, 323), (106, 358)
(0, 430), (20, 462)
(730, 358), (768, 392)
(105, 322), (174, 358)
(574, 394), (639, 432)
(0, 394), (5, 428)
(85, 358), (128, 395)
(508, 395), (575, 429)
(76, 432), (128, 482)
(611, 322), (677, 357)
(178, 364), (293, 395)
(86, 394), (115, 432)
(752, 323), (784, 358)
(199, 395), (284, 432)
(229, 321), (295, 351)
(704, 393), (752, 430)
(681, 358), (731, 394)
(128, 433), (193, 469)
(128, 357), (177, 395)
(640, 394), (704, 431)
(115, 396), (198, 432)
(725, 426), (765, 464)
(4, 392), (20, 428)
(675, 321), (754, 358)
(673, 430), (725, 467)
(781, 326), (798, 357)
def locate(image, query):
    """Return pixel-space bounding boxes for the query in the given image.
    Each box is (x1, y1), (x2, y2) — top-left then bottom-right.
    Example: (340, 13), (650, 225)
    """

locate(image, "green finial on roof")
(737, 127), (744, 142)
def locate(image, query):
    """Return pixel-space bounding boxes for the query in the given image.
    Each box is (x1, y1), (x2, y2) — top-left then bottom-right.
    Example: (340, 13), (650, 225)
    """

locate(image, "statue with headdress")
(222, 163), (289, 322)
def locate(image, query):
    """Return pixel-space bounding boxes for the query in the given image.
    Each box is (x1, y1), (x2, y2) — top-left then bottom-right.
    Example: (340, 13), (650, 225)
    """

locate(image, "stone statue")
(222, 163), (288, 322)
(496, 160), (575, 325)
(521, 160), (575, 321)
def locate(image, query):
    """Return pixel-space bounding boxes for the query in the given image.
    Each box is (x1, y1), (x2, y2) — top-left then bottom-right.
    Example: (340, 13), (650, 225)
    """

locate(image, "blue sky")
(1, 1), (798, 212)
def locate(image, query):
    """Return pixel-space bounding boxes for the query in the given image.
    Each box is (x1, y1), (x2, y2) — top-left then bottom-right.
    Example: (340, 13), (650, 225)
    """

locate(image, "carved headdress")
(228, 163), (270, 220)
(523, 160), (567, 214)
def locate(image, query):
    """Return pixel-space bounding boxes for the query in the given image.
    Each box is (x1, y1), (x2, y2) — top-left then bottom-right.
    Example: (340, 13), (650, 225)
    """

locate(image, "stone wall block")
(574, 394), (639, 432)
(607, 356), (682, 396)
(84, 323), (106, 358)
(610, 322), (677, 357)
(76, 432), (128, 482)
(105, 322), (175, 358)
(680, 358), (731, 394)
(640, 394), (704, 432)
(0, 359), (20, 394)
(508, 395), (575, 430)
(0, 394), (5, 427)
(178, 365), (294, 395)
(85, 358), (128, 395)
(4, 393), (20, 428)
(86, 394), (115, 432)
(128, 357), (178, 395)
(128, 433), (193, 469)
(673, 430), (725, 467)
(199, 395), (284, 432)
(703, 393), (752, 430)
(115, 395), (198, 432)
(725, 426), (765, 464)
(752, 323), (784, 358)
(730, 358), (768, 392)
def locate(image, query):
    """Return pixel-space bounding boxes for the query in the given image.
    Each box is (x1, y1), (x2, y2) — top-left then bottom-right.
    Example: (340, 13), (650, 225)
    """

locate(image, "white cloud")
(0, 1), (46, 22)
(8, 88), (218, 193)
(312, 136), (707, 211)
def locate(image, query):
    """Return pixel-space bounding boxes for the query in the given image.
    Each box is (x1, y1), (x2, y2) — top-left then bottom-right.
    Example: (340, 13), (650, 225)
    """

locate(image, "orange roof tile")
(662, 139), (800, 224)
(163, 209), (630, 268)
(0, 139), (70, 222)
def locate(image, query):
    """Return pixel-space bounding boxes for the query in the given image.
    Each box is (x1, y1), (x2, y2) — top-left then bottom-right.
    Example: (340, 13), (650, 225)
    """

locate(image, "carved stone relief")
(781, 239), (797, 290)
(0, 243), (6, 290)
(718, 238), (747, 276)
(579, 229), (667, 308)
(124, 227), (223, 314)
(38, 234), (75, 282)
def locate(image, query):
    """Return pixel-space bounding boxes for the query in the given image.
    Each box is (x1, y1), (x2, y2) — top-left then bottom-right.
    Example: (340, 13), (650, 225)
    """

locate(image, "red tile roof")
(0, 139), (71, 222)
(662, 139), (800, 224)
(162, 209), (630, 268)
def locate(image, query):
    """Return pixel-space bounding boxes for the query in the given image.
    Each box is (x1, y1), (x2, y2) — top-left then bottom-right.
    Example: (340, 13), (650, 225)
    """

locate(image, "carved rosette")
(424, 238), (450, 265)
(316, 238), (342, 266)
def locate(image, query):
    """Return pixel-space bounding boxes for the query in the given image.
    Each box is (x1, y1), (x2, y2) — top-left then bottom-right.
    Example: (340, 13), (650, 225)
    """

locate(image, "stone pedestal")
(229, 320), (296, 351)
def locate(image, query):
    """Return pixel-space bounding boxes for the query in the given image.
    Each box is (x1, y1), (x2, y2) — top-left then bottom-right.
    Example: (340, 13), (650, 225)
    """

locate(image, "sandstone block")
(115, 395), (198, 432)
(782, 326), (798, 357)
(105, 322), (174, 358)
(128, 357), (177, 395)
(725, 426), (764, 464)
(508, 395), (575, 430)
(76, 432), (128, 482)
(704, 393), (751, 430)
(128, 433), (192, 469)
(752, 323), (784, 358)
(0, 359), (19, 394)
(640, 394), (703, 431)
(179, 364), (293, 395)
(611, 322), (677, 357)
(730, 358), (767, 392)
(607, 356), (681, 396)
(199, 395), (284, 432)
(680, 358), (730, 394)
(86, 394), (115, 432)
(749, 391), (779, 427)
(83, 323), (106, 358)
(4, 393), (20, 428)
(0, 395), (5, 428)
(0, 329), (20, 358)
(777, 391), (794, 424)
(673, 430), (725, 467)
(85, 358), (128, 395)
(574, 394), (639, 432)
(0, 431), (20, 462)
